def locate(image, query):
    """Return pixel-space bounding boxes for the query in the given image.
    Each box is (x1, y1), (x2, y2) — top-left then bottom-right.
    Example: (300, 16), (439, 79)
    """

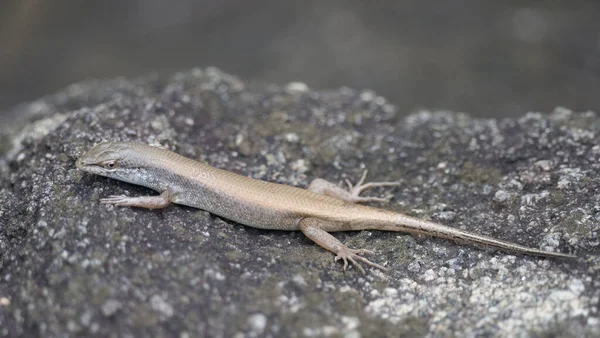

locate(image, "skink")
(76, 141), (576, 272)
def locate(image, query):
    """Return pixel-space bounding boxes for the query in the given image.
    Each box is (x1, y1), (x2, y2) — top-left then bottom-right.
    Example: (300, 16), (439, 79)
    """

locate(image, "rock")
(0, 68), (597, 337)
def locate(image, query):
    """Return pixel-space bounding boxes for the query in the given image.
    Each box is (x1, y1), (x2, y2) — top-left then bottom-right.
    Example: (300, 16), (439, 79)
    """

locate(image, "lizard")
(76, 141), (576, 272)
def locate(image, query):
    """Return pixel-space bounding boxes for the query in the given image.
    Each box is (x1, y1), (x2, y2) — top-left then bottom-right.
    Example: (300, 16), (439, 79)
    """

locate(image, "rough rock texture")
(0, 68), (598, 337)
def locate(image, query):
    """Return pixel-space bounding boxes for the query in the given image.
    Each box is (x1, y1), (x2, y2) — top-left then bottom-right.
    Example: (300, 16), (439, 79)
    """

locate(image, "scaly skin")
(76, 141), (576, 273)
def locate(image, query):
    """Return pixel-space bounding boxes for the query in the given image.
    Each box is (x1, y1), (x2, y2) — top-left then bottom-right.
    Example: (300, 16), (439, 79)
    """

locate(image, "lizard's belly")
(175, 189), (303, 230)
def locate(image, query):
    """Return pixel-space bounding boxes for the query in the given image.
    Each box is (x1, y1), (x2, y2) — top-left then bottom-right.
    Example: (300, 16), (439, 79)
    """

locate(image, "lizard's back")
(135, 143), (378, 230)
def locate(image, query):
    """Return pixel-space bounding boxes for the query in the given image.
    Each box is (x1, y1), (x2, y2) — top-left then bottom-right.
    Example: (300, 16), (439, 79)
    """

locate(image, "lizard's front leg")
(307, 169), (399, 203)
(100, 190), (173, 209)
(298, 217), (388, 273)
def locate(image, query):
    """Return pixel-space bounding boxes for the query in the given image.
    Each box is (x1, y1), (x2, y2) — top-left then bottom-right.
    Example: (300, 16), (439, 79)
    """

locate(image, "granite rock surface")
(0, 68), (598, 337)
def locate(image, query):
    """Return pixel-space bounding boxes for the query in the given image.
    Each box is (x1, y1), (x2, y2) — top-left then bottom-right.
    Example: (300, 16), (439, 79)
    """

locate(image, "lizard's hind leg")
(298, 217), (388, 273)
(308, 169), (399, 203)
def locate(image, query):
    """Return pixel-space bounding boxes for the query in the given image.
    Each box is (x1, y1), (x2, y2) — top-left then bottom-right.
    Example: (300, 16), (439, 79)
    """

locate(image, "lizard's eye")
(101, 160), (119, 169)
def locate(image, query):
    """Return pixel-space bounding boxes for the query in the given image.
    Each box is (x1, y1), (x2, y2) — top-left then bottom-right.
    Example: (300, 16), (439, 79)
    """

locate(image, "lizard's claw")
(334, 247), (388, 273)
(344, 169), (400, 204)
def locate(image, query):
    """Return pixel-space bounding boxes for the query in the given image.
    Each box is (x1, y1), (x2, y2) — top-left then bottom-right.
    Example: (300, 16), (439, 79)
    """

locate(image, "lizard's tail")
(378, 213), (576, 259)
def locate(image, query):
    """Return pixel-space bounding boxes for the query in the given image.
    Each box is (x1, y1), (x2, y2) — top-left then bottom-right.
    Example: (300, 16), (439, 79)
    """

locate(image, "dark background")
(1, 0), (599, 124)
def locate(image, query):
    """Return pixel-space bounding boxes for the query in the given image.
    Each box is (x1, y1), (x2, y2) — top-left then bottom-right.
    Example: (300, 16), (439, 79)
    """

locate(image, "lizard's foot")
(308, 169), (399, 204)
(343, 169), (400, 203)
(99, 190), (172, 209)
(100, 195), (132, 206)
(298, 218), (390, 274)
(334, 247), (388, 273)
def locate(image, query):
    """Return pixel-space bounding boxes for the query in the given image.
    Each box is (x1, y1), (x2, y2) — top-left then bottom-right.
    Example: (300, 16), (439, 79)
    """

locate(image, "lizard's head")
(77, 141), (170, 191)
(77, 141), (139, 179)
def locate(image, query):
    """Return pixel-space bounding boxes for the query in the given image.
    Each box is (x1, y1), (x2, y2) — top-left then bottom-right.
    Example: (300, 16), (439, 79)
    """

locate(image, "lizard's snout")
(76, 156), (87, 169)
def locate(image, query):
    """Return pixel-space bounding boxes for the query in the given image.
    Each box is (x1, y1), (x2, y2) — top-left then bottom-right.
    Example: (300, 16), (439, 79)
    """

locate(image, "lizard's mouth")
(76, 157), (107, 175)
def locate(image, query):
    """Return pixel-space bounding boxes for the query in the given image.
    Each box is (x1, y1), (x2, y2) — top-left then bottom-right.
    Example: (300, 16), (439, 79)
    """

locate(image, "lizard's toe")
(334, 247), (387, 273)
(100, 195), (129, 206)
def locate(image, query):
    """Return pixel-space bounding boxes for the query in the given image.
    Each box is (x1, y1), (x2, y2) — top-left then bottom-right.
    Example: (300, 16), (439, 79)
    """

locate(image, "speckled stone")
(0, 68), (598, 337)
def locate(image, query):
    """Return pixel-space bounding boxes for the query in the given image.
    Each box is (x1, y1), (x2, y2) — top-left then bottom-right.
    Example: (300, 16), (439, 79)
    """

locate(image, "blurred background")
(1, 0), (599, 123)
